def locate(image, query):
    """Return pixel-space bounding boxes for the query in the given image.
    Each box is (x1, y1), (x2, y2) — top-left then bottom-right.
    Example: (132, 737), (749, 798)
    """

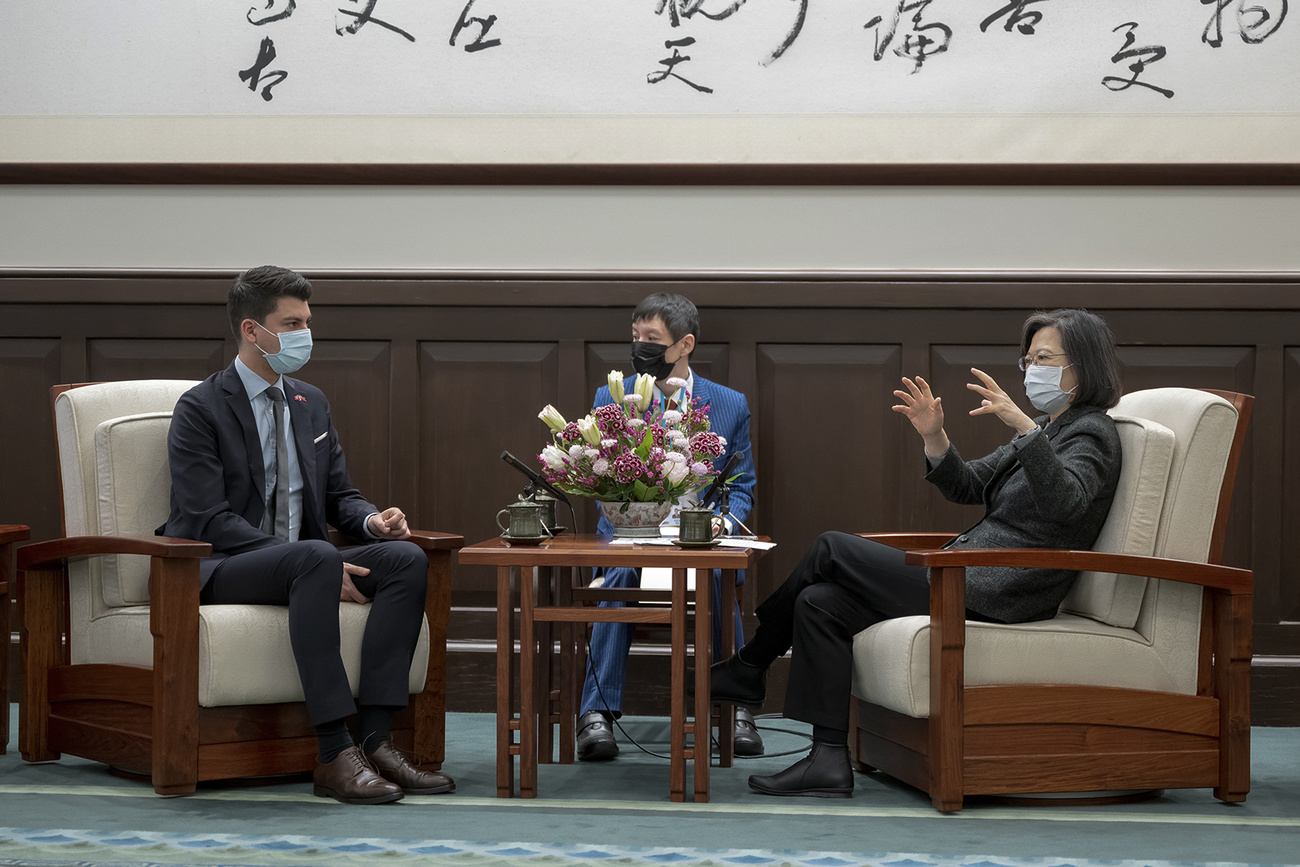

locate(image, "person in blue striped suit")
(577, 293), (762, 761)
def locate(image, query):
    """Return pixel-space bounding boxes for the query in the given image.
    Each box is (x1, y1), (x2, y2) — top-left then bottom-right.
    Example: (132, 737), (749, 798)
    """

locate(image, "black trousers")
(202, 538), (427, 725)
(746, 531), (994, 731)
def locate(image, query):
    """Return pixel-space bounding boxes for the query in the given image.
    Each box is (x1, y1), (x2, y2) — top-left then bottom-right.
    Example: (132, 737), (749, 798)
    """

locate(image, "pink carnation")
(559, 422), (582, 443)
(593, 403), (628, 433)
(689, 431), (724, 459)
(612, 453), (647, 484)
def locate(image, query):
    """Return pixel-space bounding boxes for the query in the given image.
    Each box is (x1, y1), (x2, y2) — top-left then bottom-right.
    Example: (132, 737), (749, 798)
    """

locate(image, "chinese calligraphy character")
(337, 0), (415, 42)
(1102, 22), (1173, 99)
(247, 0), (296, 25)
(653, 0), (808, 65)
(451, 0), (502, 52)
(1201, 0), (1288, 46)
(865, 0), (952, 73)
(647, 37), (714, 93)
(238, 37), (288, 101)
(980, 0), (1050, 35)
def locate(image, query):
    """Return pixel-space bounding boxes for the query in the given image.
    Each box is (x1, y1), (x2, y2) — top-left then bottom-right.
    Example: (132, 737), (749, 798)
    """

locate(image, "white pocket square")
(313, 431), (328, 444)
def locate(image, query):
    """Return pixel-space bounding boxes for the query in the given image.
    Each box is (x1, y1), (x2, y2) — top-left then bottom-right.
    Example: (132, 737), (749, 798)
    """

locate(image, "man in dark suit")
(160, 265), (453, 805)
(576, 293), (762, 761)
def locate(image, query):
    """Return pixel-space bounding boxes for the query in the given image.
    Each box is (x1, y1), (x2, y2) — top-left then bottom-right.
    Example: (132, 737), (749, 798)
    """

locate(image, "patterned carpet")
(0, 828), (1290, 867)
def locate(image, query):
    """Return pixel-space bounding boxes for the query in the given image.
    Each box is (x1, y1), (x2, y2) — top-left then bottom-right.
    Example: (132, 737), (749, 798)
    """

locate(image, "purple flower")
(559, 421), (582, 443)
(690, 431), (724, 459)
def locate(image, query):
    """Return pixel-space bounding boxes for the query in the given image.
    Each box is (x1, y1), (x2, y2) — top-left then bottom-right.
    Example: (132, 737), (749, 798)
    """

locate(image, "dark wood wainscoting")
(1, 272), (1296, 723)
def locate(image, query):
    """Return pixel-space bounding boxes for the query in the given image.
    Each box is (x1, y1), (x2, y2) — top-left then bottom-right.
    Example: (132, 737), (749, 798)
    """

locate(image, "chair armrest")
(328, 528), (465, 550)
(407, 530), (465, 551)
(904, 547), (1251, 594)
(18, 535), (211, 570)
(858, 532), (957, 550)
(0, 525), (30, 545)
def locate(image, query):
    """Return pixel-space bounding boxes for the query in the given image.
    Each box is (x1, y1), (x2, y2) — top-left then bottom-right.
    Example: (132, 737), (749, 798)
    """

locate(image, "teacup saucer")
(502, 533), (549, 546)
(670, 538), (722, 549)
(546, 525), (569, 535)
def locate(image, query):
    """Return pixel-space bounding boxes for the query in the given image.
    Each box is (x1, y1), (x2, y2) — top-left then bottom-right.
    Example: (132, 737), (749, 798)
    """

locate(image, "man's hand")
(341, 562), (371, 603)
(368, 507), (411, 540)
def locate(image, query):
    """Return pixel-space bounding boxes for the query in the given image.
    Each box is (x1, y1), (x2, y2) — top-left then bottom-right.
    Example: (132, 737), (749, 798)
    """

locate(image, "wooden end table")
(458, 533), (768, 803)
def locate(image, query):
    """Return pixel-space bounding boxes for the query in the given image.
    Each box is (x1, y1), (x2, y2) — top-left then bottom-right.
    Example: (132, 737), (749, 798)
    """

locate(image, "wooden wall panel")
(303, 340), (393, 509)
(417, 341), (560, 604)
(754, 344), (903, 600)
(0, 339), (63, 536)
(86, 338), (229, 384)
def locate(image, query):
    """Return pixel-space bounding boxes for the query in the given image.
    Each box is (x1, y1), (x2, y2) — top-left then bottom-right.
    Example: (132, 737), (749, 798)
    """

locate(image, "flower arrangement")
(536, 371), (725, 504)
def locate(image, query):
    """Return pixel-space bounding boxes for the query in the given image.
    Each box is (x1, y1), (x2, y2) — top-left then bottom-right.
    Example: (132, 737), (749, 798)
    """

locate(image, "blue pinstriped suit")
(580, 374), (756, 717)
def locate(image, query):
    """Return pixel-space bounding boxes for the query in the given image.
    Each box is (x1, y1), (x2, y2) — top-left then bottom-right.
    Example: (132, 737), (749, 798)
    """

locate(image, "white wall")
(1, 186), (1298, 273)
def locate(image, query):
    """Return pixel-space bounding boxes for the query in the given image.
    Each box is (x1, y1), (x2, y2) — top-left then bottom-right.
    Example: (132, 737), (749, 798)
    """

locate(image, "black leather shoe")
(699, 654), (767, 707)
(733, 707), (764, 757)
(576, 710), (619, 761)
(747, 742), (853, 798)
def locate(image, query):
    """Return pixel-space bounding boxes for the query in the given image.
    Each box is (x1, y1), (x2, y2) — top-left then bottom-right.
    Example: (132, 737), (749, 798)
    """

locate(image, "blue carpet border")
(0, 828), (1291, 867)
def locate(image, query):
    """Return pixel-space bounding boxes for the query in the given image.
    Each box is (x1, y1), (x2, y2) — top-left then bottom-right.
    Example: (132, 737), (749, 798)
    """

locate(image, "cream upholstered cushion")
(57, 380), (432, 707)
(852, 389), (1238, 720)
(1059, 414), (1175, 628)
(81, 603), (430, 707)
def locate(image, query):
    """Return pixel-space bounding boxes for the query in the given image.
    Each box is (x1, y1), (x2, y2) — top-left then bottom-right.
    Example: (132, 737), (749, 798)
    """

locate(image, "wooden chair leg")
(18, 563), (59, 763)
(414, 548), (451, 769)
(149, 558), (200, 795)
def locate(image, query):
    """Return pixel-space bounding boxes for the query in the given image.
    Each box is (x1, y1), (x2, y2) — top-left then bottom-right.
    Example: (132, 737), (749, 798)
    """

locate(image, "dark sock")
(316, 718), (354, 763)
(357, 705), (397, 753)
(812, 725), (848, 747)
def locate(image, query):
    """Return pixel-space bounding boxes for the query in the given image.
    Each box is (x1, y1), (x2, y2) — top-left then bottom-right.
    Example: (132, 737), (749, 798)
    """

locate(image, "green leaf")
(633, 480), (650, 501)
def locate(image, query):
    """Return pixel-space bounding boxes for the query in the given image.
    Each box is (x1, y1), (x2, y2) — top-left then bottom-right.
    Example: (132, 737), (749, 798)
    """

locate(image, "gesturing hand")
(966, 368), (1037, 434)
(892, 376), (950, 457)
(893, 376), (945, 435)
(368, 507), (411, 540)
(341, 562), (371, 603)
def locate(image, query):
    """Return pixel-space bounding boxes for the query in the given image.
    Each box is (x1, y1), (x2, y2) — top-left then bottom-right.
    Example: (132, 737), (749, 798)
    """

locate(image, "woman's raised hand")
(967, 368), (1037, 434)
(893, 376), (951, 456)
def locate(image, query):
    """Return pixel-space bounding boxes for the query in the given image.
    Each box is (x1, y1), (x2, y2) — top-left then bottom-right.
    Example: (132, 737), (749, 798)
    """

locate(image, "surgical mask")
(256, 322), (313, 374)
(1024, 363), (1075, 415)
(631, 340), (678, 380)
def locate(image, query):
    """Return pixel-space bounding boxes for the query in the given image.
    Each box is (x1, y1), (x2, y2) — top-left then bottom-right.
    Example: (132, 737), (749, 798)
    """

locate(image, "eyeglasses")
(1018, 351), (1068, 371)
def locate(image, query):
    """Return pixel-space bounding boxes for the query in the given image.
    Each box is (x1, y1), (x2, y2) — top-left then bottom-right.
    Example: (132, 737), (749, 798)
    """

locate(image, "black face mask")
(631, 341), (678, 380)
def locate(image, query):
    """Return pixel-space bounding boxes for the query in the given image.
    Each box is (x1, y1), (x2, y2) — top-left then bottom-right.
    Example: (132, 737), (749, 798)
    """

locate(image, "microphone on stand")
(500, 450), (571, 506)
(699, 451), (756, 538)
(699, 451), (743, 509)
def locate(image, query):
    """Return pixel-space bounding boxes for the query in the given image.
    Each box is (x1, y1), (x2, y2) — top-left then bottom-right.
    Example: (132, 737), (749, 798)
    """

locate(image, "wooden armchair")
(18, 380), (462, 795)
(850, 388), (1252, 812)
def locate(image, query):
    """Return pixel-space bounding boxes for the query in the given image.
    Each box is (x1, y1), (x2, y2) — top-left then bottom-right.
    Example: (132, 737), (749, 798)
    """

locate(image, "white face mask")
(1024, 363), (1075, 415)
(255, 321), (313, 374)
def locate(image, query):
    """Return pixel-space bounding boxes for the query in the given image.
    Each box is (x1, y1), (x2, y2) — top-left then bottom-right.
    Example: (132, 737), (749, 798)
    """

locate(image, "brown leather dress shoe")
(367, 741), (456, 794)
(313, 746), (404, 805)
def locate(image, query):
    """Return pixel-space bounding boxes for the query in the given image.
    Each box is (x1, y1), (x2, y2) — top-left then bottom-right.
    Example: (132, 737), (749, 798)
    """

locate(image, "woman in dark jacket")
(708, 308), (1124, 798)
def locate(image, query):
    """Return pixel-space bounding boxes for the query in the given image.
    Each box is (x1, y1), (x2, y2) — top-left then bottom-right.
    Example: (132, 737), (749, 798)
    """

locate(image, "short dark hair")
(632, 293), (700, 358)
(227, 266), (312, 338)
(1020, 308), (1123, 410)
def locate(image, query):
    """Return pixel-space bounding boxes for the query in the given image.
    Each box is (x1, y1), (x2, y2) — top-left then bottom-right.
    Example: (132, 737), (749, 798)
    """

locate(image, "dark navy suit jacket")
(158, 362), (378, 588)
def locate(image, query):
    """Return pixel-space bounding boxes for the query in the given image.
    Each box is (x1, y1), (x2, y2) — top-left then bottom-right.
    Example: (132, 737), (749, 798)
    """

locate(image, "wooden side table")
(458, 534), (767, 803)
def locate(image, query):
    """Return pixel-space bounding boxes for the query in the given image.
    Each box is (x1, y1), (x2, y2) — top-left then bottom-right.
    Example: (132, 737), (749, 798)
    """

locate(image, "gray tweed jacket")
(924, 404), (1122, 624)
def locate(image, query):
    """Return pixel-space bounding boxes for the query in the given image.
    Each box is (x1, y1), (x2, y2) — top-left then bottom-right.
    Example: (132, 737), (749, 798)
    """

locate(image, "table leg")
(520, 564), (538, 798)
(693, 566), (712, 802)
(496, 565), (515, 798)
(717, 568), (737, 769)
(670, 566), (687, 803)
(536, 566), (555, 765)
(558, 565), (577, 764)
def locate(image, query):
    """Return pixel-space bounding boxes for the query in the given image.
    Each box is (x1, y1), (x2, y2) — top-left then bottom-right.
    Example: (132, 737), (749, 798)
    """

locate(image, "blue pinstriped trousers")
(579, 567), (746, 717)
